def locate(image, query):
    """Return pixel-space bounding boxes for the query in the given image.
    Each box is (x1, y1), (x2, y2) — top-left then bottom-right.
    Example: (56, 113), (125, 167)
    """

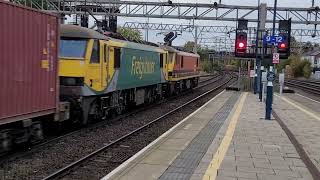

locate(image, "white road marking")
(296, 93), (320, 104)
(275, 94), (320, 122)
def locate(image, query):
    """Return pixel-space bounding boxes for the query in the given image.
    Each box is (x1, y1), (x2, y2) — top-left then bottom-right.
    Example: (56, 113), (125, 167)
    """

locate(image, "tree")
(183, 41), (209, 60)
(303, 41), (314, 52)
(302, 61), (312, 78)
(290, 36), (301, 55)
(290, 55), (302, 77)
(183, 41), (198, 52)
(287, 54), (312, 79)
(183, 42), (216, 73)
(277, 57), (291, 72)
(117, 27), (143, 41)
(197, 47), (209, 60)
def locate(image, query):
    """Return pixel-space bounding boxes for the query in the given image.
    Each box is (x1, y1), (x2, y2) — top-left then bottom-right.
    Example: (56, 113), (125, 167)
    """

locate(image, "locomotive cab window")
(160, 54), (164, 68)
(90, 40), (100, 63)
(114, 48), (121, 68)
(59, 39), (87, 59)
(181, 56), (184, 68)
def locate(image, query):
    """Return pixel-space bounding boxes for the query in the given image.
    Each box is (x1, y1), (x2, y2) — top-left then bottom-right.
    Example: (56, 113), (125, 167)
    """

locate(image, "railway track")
(0, 73), (231, 179)
(0, 74), (219, 158)
(285, 79), (320, 96)
(41, 74), (235, 180)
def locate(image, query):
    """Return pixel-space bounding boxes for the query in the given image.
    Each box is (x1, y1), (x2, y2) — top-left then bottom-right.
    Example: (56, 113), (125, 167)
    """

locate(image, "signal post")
(265, 0), (291, 120)
(233, 2), (291, 120)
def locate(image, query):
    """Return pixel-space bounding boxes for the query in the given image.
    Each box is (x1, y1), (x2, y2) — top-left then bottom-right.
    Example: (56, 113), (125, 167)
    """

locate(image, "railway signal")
(279, 42), (286, 49)
(277, 33), (290, 59)
(235, 32), (247, 57)
(278, 19), (291, 59)
(109, 16), (117, 33)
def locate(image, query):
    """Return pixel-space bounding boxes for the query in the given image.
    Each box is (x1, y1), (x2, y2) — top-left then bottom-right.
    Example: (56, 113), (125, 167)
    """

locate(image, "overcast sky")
(67, 0), (320, 48)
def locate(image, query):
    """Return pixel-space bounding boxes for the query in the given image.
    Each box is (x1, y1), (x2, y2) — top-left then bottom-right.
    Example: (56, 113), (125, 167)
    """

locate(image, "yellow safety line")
(275, 94), (320, 122)
(202, 92), (248, 180)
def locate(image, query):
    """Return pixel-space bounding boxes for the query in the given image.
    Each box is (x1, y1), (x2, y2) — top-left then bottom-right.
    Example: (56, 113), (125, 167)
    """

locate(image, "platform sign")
(279, 73), (285, 84)
(262, 72), (267, 82)
(263, 35), (285, 45)
(250, 70), (255, 78)
(273, 53), (280, 64)
(267, 71), (276, 81)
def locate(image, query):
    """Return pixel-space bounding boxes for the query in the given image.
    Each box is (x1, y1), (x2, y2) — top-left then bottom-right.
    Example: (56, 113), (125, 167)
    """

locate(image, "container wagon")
(0, 1), (69, 152)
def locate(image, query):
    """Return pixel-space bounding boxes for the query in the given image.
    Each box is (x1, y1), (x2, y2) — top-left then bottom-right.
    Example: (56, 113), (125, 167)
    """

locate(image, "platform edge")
(101, 90), (227, 180)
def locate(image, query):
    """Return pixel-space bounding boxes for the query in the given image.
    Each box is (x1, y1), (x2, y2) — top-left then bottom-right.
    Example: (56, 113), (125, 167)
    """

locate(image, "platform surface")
(102, 91), (319, 180)
(274, 93), (320, 174)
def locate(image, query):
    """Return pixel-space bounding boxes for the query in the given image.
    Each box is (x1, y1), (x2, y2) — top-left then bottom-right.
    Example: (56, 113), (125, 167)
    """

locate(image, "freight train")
(0, 2), (200, 152)
(59, 25), (200, 125)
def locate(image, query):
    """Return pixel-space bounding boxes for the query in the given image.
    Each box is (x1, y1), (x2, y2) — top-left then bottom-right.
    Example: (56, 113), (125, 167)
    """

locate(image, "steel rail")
(42, 74), (235, 180)
(285, 79), (320, 95)
(0, 74), (220, 160)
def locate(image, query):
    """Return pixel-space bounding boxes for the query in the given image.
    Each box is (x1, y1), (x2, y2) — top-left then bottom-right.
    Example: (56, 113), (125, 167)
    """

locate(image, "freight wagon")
(0, 1), (69, 152)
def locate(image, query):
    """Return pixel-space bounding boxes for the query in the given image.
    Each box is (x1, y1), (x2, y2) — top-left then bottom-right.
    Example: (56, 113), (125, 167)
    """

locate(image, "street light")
(265, 0), (277, 120)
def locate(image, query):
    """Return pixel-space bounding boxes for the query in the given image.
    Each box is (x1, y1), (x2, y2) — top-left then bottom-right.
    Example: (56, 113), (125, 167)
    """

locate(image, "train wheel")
(115, 107), (123, 115)
(0, 130), (12, 154)
(30, 122), (43, 143)
(186, 80), (191, 89)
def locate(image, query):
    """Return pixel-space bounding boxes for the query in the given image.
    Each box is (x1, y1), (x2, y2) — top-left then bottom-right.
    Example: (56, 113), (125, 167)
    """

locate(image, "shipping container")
(0, 1), (59, 125)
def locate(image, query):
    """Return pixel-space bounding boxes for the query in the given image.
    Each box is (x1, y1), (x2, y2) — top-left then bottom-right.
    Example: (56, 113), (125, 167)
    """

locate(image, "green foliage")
(182, 42), (219, 72)
(198, 47), (209, 61)
(212, 62), (222, 71)
(183, 41), (197, 52)
(302, 61), (312, 78)
(225, 59), (241, 68)
(229, 60), (238, 66)
(277, 58), (291, 72)
(201, 61), (221, 73)
(201, 60), (212, 73)
(182, 41), (210, 60)
(287, 55), (312, 79)
(117, 27), (143, 42)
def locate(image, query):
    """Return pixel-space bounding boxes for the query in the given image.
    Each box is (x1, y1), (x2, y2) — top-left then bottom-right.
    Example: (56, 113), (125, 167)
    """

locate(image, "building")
(302, 49), (320, 68)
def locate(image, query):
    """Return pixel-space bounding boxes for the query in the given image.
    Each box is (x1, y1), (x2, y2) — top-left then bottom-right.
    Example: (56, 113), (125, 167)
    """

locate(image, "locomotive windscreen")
(59, 39), (88, 58)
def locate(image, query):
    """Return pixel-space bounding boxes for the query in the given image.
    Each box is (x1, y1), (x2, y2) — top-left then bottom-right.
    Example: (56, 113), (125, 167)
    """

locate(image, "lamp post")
(255, 0), (261, 98)
(265, 0), (277, 120)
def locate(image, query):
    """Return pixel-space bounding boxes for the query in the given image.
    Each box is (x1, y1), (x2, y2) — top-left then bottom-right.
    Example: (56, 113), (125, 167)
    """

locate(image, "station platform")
(102, 91), (320, 180)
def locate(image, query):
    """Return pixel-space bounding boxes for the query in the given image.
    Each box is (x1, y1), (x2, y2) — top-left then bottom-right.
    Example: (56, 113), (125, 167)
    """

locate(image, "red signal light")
(279, 43), (286, 49)
(238, 42), (245, 48)
(235, 32), (247, 57)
